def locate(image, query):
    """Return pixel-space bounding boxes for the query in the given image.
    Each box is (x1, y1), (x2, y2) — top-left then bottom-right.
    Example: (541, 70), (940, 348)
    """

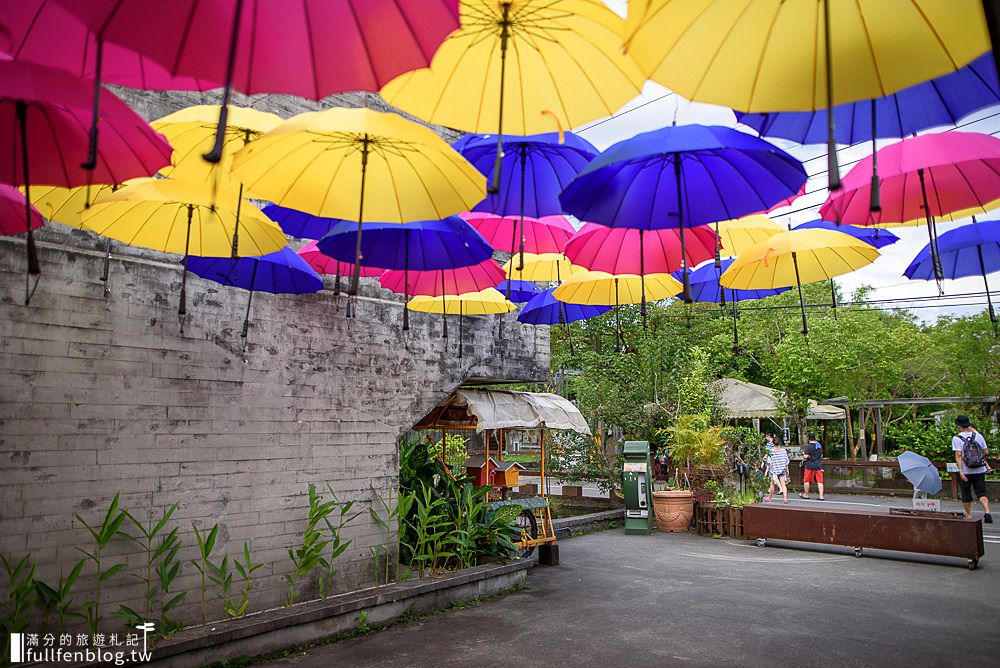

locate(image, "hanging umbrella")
(57, 0), (459, 163)
(518, 286), (610, 352)
(78, 179), (286, 319)
(263, 206), (341, 241)
(720, 229), (880, 335)
(0, 59), (172, 303)
(560, 124), (806, 302)
(317, 217), (494, 330)
(503, 253), (583, 283)
(623, 0), (988, 189)
(496, 280), (543, 303)
(297, 240), (383, 279)
(794, 220), (899, 249)
(381, 0), (644, 193)
(903, 220), (1000, 336)
(897, 451), (943, 496)
(231, 107), (484, 294)
(185, 247), (323, 349)
(820, 132), (1000, 289)
(715, 216), (785, 258)
(152, 105), (282, 258)
(0, 185), (43, 237)
(407, 288), (515, 358)
(460, 212), (577, 257)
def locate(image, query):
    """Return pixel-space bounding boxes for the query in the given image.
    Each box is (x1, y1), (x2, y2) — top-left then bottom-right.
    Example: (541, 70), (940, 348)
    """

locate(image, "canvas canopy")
(710, 378), (846, 421)
(453, 389), (592, 435)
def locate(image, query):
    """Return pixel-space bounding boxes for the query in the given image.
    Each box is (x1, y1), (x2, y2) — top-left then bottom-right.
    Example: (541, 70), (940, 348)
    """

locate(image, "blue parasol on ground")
(897, 451), (943, 496)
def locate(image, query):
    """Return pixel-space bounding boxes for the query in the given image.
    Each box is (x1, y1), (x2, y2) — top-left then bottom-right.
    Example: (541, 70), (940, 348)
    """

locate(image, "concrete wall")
(0, 88), (548, 629)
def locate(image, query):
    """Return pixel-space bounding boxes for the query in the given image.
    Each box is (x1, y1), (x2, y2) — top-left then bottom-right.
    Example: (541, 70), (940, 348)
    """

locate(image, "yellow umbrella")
(80, 179), (286, 318)
(381, 0), (644, 192)
(720, 228), (879, 334)
(624, 0), (988, 188)
(408, 288), (515, 358)
(231, 107), (485, 293)
(715, 215), (784, 257)
(503, 253), (583, 282)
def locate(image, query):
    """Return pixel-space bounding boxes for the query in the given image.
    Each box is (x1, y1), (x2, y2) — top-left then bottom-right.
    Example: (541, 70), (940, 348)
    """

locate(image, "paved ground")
(262, 496), (999, 668)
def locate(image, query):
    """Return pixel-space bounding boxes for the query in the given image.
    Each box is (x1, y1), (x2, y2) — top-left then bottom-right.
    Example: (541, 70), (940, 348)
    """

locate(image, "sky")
(569, 1), (999, 323)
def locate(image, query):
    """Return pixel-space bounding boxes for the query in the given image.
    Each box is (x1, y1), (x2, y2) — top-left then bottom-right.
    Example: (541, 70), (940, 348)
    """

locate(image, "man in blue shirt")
(799, 432), (825, 501)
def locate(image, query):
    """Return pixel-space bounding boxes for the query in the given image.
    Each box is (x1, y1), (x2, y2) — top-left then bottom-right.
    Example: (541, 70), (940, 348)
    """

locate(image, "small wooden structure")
(462, 455), (497, 487)
(494, 460), (526, 487)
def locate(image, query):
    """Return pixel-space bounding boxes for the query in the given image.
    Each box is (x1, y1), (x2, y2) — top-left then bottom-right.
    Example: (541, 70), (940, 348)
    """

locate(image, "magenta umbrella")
(821, 132), (1000, 285)
(0, 185), (43, 236)
(298, 240), (381, 295)
(57, 0), (459, 161)
(460, 212), (576, 255)
(0, 59), (172, 302)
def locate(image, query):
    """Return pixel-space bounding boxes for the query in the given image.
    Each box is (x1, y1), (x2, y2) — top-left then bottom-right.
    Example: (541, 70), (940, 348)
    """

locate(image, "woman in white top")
(762, 434), (790, 503)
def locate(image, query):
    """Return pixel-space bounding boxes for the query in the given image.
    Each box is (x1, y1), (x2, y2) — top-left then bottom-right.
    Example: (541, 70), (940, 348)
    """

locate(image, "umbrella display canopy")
(518, 286), (611, 353)
(624, 0), (988, 190)
(503, 253), (583, 283)
(560, 124), (806, 303)
(78, 179), (286, 320)
(737, 53), (1000, 211)
(897, 451), (943, 496)
(407, 288), (516, 358)
(496, 280), (543, 303)
(185, 247), (323, 350)
(0, 185), (43, 237)
(317, 217), (495, 329)
(297, 240), (383, 280)
(903, 220), (1000, 336)
(715, 216), (785, 259)
(793, 219), (899, 249)
(264, 205), (342, 241)
(231, 107), (485, 294)
(381, 0), (644, 193)
(59, 0), (459, 163)
(460, 212), (577, 256)
(0, 59), (172, 303)
(720, 229), (880, 335)
(454, 131), (596, 264)
(820, 132), (1000, 290)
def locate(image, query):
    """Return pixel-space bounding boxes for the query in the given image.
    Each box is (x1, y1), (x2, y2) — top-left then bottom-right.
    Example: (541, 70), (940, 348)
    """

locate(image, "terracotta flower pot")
(652, 490), (694, 532)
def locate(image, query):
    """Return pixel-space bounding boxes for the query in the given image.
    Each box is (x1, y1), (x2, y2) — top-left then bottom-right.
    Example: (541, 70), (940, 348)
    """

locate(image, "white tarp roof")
(454, 390), (592, 435)
(710, 378), (846, 421)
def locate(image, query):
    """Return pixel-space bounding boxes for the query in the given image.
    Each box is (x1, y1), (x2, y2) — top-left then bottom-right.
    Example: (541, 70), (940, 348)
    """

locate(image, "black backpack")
(959, 432), (987, 469)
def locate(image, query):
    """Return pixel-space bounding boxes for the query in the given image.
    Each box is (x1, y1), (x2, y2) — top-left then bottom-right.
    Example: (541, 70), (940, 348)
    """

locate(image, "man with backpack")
(953, 415), (992, 523)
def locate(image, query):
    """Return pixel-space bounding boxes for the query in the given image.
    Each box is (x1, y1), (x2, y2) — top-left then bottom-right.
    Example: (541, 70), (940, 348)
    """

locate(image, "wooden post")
(874, 406), (884, 456)
(858, 408), (869, 486)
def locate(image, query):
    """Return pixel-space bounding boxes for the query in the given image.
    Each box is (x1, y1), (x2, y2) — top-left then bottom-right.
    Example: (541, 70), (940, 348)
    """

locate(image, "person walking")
(799, 432), (825, 501)
(953, 415), (993, 523)
(762, 434), (790, 503)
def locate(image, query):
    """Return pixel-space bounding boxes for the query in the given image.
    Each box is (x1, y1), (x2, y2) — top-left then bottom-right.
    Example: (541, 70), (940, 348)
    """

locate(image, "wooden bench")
(743, 504), (985, 569)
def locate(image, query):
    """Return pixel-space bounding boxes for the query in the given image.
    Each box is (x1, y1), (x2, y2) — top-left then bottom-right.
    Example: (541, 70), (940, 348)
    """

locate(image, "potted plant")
(651, 415), (726, 532)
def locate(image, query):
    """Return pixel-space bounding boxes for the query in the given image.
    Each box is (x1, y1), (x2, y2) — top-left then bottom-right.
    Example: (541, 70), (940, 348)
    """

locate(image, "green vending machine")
(623, 440), (655, 534)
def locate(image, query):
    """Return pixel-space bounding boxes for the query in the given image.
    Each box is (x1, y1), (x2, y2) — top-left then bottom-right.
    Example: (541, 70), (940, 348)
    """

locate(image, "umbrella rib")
(851, 0), (886, 98)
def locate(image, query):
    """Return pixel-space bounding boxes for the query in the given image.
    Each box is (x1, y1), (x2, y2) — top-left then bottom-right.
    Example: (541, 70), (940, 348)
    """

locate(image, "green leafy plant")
(405, 483), (453, 578)
(75, 491), (128, 634)
(661, 414), (726, 486)
(354, 610), (369, 634)
(227, 542), (265, 619)
(34, 560), (85, 634)
(154, 528), (185, 635)
(283, 484), (335, 606)
(1, 553), (37, 661)
(190, 522), (221, 625)
(318, 485), (360, 599)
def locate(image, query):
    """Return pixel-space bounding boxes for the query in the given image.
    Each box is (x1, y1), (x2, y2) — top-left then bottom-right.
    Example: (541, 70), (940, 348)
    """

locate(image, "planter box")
(726, 506), (746, 540)
(560, 485), (584, 497)
(694, 502), (726, 536)
(124, 560), (532, 668)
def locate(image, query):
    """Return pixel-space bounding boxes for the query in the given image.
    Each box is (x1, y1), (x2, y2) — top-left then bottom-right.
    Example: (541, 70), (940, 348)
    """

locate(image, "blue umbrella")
(318, 216), (494, 330)
(793, 220), (899, 249)
(903, 220), (1000, 335)
(262, 204), (339, 240)
(186, 246), (323, 348)
(559, 124), (806, 303)
(897, 451), (943, 496)
(518, 287), (610, 355)
(454, 132), (597, 271)
(496, 279), (542, 303)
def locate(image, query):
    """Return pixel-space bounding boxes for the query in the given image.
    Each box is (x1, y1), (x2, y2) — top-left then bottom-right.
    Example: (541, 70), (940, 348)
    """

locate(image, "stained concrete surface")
(261, 501), (1000, 668)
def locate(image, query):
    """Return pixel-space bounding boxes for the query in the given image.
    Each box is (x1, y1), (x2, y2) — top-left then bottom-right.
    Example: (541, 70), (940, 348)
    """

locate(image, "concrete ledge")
(553, 509), (624, 540)
(142, 560), (532, 667)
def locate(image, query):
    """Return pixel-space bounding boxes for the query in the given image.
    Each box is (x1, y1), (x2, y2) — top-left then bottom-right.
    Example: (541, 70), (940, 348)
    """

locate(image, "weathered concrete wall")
(0, 88), (548, 630)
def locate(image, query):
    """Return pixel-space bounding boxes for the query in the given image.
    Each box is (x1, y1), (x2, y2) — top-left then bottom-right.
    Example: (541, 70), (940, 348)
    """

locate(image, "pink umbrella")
(821, 131), (1000, 283)
(298, 239), (381, 294)
(460, 212), (576, 255)
(0, 185), (43, 236)
(58, 0), (460, 160)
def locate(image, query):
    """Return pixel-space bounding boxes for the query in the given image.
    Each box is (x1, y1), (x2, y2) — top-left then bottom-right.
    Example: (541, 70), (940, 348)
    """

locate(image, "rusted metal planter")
(743, 504), (985, 569)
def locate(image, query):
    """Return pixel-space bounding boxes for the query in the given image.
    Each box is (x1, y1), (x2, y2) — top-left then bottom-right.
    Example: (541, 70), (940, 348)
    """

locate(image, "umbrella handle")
(17, 100), (40, 306)
(203, 0), (245, 163)
(81, 39), (103, 171)
(488, 2), (513, 195)
(823, 0), (841, 191)
(869, 99), (881, 212)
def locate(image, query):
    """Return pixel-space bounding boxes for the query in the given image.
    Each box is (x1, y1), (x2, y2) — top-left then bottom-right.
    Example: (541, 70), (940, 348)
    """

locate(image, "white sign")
(913, 498), (941, 512)
(946, 463), (960, 473)
(623, 462), (647, 473)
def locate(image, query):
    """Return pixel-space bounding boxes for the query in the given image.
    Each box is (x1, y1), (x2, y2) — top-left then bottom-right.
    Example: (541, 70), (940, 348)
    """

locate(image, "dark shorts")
(958, 472), (988, 503)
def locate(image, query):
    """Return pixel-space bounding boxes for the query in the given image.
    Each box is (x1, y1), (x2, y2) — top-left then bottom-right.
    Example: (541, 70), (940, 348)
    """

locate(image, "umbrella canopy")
(794, 220), (899, 249)
(408, 288), (516, 315)
(453, 132), (598, 217)
(564, 223), (717, 275)
(263, 205), (340, 241)
(503, 253), (582, 282)
(461, 212), (576, 255)
(79, 179), (286, 317)
(185, 246), (323, 345)
(496, 280), (543, 303)
(736, 53), (1000, 144)
(380, 260), (506, 297)
(0, 185), (43, 236)
(553, 271), (681, 305)
(559, 124), (806, 300)
(721, 228), (880, 334)
(686, 258), (791, 304)
(231, 107), (485, 293)
(715, 216), (785, 257)
(297, 240), (383, 279)
(897, 451), (943, 495)
(518, 287), (611, 325)
(27, 182), (138, 227)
